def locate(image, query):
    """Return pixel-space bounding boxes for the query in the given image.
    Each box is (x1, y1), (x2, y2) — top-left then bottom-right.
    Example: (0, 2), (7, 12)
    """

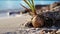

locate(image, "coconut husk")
(32, 15), (44, 28)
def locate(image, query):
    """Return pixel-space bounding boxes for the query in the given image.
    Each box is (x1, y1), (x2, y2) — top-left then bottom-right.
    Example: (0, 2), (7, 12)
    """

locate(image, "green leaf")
(23, 0), (37, 15)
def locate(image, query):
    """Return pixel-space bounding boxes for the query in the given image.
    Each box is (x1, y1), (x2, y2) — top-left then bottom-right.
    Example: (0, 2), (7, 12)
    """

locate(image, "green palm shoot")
(23, 0), (37, 16)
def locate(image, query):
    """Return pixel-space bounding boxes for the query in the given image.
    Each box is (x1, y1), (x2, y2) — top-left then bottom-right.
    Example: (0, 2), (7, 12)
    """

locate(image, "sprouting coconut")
(32, 15), (44, 28)
(20, 0), (45, 28)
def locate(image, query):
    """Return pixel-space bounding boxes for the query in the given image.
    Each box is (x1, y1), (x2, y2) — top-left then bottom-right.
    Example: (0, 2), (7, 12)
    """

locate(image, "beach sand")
(0, 13), (32, 33)
(0, 14), (60, 34)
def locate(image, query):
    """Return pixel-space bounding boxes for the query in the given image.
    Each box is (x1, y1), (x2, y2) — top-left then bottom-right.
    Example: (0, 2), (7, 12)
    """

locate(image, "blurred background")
(0, 0), (59, 10)
(0, 0), (60, 17)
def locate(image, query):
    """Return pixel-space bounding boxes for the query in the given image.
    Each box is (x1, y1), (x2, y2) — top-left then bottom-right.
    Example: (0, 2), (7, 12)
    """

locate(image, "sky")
(0, 0), (60, 1)
(0, 0), (60, 10)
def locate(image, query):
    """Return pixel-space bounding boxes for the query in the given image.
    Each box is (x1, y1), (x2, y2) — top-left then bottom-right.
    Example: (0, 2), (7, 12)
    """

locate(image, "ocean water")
(0, 1), (59, 17)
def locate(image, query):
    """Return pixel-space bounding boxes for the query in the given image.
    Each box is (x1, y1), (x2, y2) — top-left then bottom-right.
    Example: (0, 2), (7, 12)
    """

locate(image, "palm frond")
(23, 0), (33, 11)
(28, 0), (32, 4)
(23, 0), (37, 15)
(20, 3), (28, 10)
(31, 0), (35, 10)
